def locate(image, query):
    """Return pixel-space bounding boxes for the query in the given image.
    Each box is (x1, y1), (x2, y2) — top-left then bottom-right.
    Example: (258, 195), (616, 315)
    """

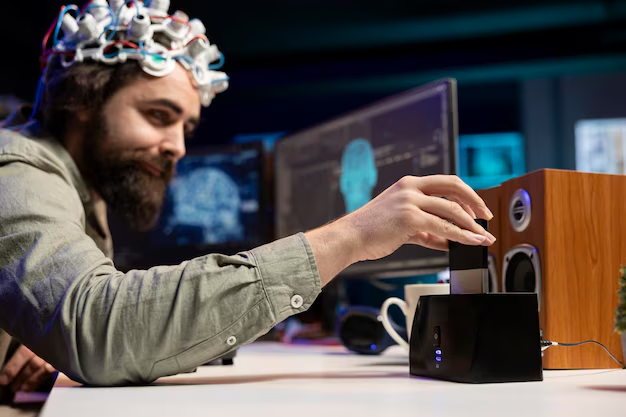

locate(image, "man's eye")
(149, 110), (168, 124)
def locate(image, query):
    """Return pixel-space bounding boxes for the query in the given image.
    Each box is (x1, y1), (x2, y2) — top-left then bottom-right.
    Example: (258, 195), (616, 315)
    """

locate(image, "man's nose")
(159, 129), (186, 162)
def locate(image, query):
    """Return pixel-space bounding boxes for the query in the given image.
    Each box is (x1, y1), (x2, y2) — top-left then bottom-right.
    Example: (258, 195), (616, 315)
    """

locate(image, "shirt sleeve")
(0, 161), (321, 386)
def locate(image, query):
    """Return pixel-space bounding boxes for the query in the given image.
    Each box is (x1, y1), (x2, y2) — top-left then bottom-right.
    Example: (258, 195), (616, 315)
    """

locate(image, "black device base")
(409, 293), (543, 384)
(184, 349), (238, 374)
(202, 349), (237, 366)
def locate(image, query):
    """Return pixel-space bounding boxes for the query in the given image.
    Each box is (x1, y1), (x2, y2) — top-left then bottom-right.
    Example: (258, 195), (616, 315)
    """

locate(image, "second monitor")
(275, 78), (458, 277)
(151, 142), (269, 253)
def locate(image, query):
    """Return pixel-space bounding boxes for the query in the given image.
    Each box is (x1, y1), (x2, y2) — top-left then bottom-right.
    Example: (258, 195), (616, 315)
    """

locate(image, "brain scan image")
(339, 138), (378, 213)
(164, 167), (243, 244)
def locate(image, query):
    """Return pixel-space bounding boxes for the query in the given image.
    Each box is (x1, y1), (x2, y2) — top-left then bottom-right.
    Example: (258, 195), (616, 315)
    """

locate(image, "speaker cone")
(502, 244), (542, 309)
(506, 253), (536, 292)
(488, 254), (498, 293)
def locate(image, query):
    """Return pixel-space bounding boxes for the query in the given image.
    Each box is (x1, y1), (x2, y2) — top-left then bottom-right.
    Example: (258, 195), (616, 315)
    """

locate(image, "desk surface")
(40, 342), (626, 417)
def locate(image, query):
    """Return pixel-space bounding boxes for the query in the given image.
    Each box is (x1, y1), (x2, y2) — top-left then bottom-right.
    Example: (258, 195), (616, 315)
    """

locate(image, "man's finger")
(417, 211), (488, 245)
(0, 346), (34, 386)
(459, 201), (476, 219)
(9, 355), (43, 392)
(10, 366), (32, 393)
(20, 367), (48, 392)
(417, 175), (494, 220)
(441, 196), (476, 219)
(417, 195), (495, 242)
(407, 232), (449, 251)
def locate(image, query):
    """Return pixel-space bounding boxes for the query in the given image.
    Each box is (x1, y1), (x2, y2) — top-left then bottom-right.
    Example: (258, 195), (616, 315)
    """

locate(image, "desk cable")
(540, 340), (626, 369)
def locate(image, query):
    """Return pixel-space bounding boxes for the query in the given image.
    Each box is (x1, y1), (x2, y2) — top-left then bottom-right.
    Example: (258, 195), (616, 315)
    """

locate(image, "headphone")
(336, 306), (407, 355)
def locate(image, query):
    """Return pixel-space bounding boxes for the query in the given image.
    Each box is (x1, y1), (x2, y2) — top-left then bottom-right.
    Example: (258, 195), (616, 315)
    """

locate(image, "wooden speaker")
(499, 168), (626, 369)
(476, 186), (502, 293)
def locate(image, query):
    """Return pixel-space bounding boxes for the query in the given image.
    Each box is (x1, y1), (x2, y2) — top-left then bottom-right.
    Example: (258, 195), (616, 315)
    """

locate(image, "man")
(0, 0), (495, 389)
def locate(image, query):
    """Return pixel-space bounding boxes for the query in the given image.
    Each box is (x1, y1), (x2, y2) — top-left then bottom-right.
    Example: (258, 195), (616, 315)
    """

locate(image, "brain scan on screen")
(164, 167), (243, 244)
(339, 138), (378, 213)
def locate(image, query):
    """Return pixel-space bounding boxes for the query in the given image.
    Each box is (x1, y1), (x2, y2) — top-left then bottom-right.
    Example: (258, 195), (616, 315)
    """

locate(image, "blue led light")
(435, 350), (442, 355)
(436, 356), (442, 362)
(370, 344), (377, 351)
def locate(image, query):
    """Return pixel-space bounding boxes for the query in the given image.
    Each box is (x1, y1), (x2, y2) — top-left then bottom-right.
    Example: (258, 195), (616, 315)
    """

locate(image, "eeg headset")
(23, 0), (228, 126)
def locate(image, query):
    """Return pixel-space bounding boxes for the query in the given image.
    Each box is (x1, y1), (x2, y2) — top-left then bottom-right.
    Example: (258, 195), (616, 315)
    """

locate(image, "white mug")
(381, 283), (450, 352)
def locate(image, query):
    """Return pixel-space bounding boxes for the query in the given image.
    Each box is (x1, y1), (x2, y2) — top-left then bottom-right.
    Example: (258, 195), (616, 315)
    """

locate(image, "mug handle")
(380, 297), (409, 353)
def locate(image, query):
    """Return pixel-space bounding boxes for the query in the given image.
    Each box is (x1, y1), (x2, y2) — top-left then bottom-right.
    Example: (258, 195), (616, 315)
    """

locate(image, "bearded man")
(0, 0), (494, 392)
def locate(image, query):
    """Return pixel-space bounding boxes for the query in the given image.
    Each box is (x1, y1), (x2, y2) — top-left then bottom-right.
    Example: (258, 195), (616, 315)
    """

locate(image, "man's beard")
(80, 114), (176, 231)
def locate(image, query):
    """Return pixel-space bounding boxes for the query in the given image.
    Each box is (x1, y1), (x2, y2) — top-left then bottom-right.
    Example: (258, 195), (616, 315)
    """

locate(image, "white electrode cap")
(150, 0), (170, 13)
(108, 0), (125, 13)
(189, 18), (206, 36)
(62, 13), (79, 36)
(77, 13), (99, 40)
(89, 0), (110, 21)
(128, 14), (151, 41)
(42, 0), (229, 108)
(187, 36), (210, 59)
(168, 10), (189, 32)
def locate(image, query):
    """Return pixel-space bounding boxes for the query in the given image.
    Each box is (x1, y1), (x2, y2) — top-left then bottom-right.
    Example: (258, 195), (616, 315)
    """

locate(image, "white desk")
(40, 342), (626, 417)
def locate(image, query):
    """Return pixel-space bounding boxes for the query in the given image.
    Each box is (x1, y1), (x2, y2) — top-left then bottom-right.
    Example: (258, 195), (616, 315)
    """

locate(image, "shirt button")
(227, 336), (237, 346)
(291, 294), (304, 308)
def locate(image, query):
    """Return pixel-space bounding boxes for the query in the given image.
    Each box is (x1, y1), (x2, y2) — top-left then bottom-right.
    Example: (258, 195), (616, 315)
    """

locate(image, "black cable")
(541, 339), (626, 369)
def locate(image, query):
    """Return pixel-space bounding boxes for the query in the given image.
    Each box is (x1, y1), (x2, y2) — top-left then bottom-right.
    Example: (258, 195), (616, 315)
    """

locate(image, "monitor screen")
(575, 118), (626, 174)
(274, 78), (457, 277)
(151, 143), (267, 250)
(457, 132), (526, 190)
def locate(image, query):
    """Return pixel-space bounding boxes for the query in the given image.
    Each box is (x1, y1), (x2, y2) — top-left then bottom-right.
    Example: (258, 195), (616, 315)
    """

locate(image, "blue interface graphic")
(457, 132), (526, 190)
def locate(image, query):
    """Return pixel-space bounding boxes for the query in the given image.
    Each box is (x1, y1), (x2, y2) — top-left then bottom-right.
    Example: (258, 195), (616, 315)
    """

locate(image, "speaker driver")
(488, 254), (499, 293)
(509, 189), (532, 232)
(502, 244), (542, 309)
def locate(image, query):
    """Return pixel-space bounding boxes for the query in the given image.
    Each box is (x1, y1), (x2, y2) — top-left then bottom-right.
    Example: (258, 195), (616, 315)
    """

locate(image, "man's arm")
(1, 159), (493, 386)
(0, 161), (321, 386)
(306, 175), (495, 285)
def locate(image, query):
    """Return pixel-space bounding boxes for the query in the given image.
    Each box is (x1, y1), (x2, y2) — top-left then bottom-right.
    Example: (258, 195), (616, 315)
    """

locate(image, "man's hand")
(0, 345), (56, 392)
(305, 175), (496, 285)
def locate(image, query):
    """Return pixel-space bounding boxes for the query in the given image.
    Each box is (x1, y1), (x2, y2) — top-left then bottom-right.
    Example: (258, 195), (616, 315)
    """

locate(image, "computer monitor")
(150, 142), (269, 253)
(575, 118), (626, 174)
(457, 132), (526, 190)
(274, 78), (458, 277)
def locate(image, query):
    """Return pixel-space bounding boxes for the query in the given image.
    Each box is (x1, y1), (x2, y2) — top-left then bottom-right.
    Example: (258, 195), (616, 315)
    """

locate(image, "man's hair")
(39, 56), (144, 140)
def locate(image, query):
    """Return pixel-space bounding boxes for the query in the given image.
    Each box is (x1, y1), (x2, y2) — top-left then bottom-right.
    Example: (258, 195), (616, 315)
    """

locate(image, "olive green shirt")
(0, 127), (321, 386)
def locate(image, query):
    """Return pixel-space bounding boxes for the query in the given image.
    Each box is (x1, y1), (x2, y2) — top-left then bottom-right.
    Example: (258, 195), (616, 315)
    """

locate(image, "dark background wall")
(523, 72), (626, 171)
(2, 0), (626, 153)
